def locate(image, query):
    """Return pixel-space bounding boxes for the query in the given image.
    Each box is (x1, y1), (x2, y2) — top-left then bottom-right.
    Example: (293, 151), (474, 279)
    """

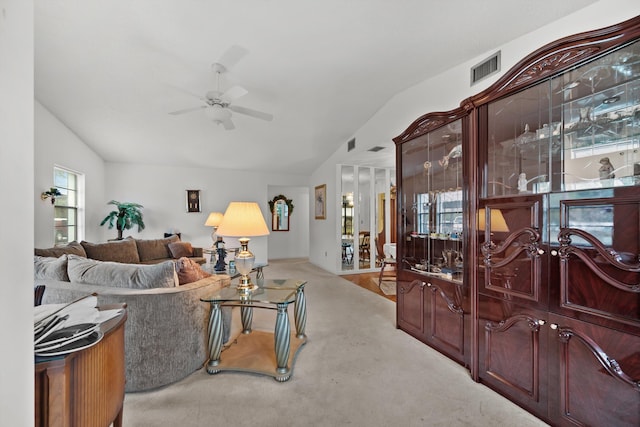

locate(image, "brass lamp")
(216, 202), (270, 293)
(204, 212), (224, 244)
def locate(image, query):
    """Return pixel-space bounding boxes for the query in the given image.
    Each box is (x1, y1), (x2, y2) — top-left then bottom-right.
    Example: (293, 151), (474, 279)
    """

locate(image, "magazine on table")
(34, 294), (123, 357)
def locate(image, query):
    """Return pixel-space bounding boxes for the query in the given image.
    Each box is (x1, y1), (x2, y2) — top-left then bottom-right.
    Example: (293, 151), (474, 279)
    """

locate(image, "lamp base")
(235, 237), (255, 294)
(237, 274), (257, 294)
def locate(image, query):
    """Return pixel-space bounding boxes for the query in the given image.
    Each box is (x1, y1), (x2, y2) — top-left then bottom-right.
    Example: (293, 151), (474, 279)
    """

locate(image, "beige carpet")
(122, 259), (548, 427)
(371, 277), (396, 295)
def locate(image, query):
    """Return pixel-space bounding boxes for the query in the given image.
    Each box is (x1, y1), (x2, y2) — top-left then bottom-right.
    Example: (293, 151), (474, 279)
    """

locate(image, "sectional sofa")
(34, 237), (229, 392)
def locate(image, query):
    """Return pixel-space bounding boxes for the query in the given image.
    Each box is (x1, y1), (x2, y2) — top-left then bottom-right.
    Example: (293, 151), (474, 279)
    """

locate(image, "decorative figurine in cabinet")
(394, 111), (470, 367)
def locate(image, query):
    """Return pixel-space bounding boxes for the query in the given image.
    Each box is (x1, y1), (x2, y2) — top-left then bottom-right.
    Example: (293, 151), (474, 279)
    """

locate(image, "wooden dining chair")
(359, 231), (370, 262)
(375, 237), (396, 287)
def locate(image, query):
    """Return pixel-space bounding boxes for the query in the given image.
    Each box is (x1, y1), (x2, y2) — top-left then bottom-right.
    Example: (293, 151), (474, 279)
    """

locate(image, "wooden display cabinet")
(394, 111), (471, 367)
(395, 16), (640, 427)
(471, 19), (640, 426)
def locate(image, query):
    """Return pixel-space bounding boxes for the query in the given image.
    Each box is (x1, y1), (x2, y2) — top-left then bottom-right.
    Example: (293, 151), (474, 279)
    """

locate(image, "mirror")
(269, 195), (293, 231)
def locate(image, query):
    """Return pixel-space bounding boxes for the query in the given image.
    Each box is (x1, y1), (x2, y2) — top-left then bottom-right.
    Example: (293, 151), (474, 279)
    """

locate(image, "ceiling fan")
(169, 47), (273, 130)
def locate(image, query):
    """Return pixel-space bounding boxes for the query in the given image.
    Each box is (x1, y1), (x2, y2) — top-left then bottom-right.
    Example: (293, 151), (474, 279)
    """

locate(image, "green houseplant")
(100, 200), (145, 240)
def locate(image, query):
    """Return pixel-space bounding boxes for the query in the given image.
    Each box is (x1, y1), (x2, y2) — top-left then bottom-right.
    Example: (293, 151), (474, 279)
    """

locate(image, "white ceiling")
(35, 0), (599, 175)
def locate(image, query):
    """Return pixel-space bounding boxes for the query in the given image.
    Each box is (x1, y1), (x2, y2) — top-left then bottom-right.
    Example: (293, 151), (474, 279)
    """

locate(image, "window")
(416, 192), (430, 234)
(53, 167), (83, 245)
(435, 190), (463, 235)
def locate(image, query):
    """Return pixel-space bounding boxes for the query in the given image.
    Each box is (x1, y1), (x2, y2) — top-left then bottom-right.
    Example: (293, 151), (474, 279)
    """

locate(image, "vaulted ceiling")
(35, 0), (599, 175)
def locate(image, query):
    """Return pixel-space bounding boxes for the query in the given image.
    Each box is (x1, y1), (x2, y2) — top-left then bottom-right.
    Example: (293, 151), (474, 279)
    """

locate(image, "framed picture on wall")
(186, 190), (201, 213)
(315, 184), (326, 220)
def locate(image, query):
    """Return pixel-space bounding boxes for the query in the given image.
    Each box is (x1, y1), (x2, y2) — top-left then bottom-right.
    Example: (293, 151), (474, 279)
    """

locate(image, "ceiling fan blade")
(218, 45), (249, 70)
(221, 85), (248, 101)
(168, 85), (206, 101)
(222, 119), (235, 130)
(229, 105), (273, 121)
(169, 105), (206, 115)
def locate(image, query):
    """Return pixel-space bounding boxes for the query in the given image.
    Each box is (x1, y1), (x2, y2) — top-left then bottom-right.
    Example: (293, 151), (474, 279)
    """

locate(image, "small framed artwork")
(314, 184), (326, 220)
(186, 190), (201, 213)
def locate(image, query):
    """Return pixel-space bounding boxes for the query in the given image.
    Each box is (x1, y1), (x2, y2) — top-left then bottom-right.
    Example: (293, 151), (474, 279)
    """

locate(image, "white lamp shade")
(216, 202), (270, 238)
(204, 212), (224, 227)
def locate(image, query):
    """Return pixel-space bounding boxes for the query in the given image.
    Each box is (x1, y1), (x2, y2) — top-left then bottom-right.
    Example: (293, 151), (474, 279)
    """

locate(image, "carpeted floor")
(122, 259), (548, 427)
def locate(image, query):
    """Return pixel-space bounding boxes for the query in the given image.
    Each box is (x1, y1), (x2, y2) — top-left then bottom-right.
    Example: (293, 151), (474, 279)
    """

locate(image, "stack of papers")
(34, 295), (123, 357)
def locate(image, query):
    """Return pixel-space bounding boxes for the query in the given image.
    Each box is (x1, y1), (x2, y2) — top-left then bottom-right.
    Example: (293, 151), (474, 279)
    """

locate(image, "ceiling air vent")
(368, 146), (385, 152)
(347, 138), (356, 152)
(471, 51), (500, 86)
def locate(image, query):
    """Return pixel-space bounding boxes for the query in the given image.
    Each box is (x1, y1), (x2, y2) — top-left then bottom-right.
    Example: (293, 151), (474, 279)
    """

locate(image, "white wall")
(308, 0), (640, 273)
(104, 163), (309, 264)
(0, 1), (33, 425)
(34, 101), (106, 247)
(267, 185), (310, 259)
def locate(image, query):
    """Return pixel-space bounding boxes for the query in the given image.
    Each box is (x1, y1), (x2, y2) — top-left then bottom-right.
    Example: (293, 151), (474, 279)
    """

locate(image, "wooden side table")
(34, 304), (127, 427)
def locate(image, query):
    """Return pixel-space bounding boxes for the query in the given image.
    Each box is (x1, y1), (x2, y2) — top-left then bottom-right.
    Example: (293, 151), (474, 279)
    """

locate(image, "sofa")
(34, 252), (231, 392)
(35, 235), (206, 265)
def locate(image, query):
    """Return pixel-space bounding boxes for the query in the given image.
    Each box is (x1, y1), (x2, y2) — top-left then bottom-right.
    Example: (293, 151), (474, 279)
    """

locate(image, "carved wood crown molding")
(466, 15), (640, 107)
(504, 47), (600, 91)
(393, 110), (466, 144)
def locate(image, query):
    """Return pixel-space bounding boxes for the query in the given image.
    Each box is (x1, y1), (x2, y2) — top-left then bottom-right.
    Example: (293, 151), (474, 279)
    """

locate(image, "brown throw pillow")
(35, 241), (87, 258)
(175, 257), (211, 285)
(81, 239), (140, 263)
(135, 235), (180, 261)
(168, 242), (194, 259)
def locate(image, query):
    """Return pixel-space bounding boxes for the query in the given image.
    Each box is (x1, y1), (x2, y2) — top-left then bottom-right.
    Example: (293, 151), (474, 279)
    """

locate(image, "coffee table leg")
(294, 285), (307, 338)
(206, 302), (223, 374)
(241, 306), (253, 334)
(274, 302), (291, 381)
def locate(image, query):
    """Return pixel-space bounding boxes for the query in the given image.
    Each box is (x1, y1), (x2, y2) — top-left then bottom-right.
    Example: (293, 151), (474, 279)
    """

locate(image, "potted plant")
(100, 200), (145, 240)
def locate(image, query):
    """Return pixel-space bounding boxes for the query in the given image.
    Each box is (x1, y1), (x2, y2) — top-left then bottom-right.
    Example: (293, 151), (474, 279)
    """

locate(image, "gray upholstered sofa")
(34, 254), (230, 392)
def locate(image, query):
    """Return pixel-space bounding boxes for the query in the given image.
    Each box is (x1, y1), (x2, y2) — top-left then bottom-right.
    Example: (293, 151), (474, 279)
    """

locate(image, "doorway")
(340, 165), (395, 273)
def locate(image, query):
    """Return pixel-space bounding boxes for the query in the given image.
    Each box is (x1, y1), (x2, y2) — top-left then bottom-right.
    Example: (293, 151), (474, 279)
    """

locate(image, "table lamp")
(477, 208), (509, 233)
(204, 212), (224, 245)
(216, 202), (270, 293)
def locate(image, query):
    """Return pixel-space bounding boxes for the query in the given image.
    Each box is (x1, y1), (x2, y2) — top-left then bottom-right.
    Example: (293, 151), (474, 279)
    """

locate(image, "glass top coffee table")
(201, 279), (307, 382)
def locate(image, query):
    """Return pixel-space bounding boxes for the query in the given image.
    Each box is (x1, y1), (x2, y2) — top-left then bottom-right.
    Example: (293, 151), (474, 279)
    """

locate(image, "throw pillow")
(81, 239), (140, 263)
(67, 254), (177, 289)
(135, 235), (180, 262)
(175, 257), (211, 285)
(168, 242), (194, 259)
(34, 255), (70, 281)
(34, 241), (87, 258)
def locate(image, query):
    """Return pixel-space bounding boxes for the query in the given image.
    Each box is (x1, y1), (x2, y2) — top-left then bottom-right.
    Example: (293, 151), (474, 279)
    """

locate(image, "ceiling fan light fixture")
(206, 105), (232, 123)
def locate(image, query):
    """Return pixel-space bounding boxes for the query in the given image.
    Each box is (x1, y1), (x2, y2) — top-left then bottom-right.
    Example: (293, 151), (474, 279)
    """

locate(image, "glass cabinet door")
(485, 82), (555, 197)
(485, 39), (640, 198)
(400, 119), (464, 283)
(557, 40), (640, 191)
